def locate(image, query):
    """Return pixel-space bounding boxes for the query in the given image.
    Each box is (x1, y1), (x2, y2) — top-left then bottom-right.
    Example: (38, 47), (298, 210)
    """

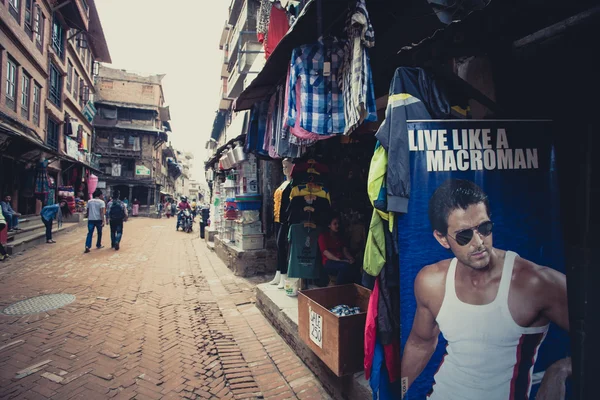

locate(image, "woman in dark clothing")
(318, 215), (356, 285)
(40, 202), (71, 243)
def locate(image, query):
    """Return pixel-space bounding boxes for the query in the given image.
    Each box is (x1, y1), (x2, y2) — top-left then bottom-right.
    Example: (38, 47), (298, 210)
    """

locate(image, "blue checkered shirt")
(287, 37), (346, 135)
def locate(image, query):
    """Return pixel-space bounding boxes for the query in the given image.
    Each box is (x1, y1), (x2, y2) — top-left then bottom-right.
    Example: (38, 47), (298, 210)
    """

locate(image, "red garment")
(318, 231), (345, 266)
(364, 277), (402, 383)
(178, 202), (190, 210)
(257, 32), (265, 43)
(264, 5), (289, 59)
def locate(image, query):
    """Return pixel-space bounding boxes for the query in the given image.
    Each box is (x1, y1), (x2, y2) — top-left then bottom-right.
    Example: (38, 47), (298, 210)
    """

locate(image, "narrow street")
(0, 218), (330, 400)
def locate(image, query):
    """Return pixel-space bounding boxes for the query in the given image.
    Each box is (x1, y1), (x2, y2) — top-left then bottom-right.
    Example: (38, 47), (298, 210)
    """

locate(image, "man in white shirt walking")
(84, 189), (105, 253)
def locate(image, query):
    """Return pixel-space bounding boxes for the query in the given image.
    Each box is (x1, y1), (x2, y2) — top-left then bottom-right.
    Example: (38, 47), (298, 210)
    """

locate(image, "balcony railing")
(95, 143), (142, 158)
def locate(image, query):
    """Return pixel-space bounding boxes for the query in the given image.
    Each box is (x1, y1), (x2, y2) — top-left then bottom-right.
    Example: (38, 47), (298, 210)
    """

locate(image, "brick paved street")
(0, 218), (330, 400)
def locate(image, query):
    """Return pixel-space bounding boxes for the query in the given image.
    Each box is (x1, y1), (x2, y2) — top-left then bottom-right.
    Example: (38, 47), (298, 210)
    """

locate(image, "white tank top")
(428, 251), (549, 400)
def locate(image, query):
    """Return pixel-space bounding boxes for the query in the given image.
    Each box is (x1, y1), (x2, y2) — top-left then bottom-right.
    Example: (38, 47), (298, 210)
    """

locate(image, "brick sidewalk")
(0, 218), (330, 399)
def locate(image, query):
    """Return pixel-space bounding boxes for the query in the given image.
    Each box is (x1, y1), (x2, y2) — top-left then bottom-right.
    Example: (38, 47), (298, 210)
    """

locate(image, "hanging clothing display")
(256, 0), (271, 44)
(339, 0), (377, 135)
(273, 180), (291, 223)
(289, 184), (331, 202)
(34, 159), (50, 196)
(288, 37), (346, 135)
(283, 66), (321, 146)
(246, 100), (269, 156)
(265, 3), (289, 59)
(374, 67), (453, 213)
(287, 223), (322, 279)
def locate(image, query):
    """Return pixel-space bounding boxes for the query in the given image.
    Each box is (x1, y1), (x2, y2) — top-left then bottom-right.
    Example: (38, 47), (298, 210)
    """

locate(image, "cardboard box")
(298, 284), (371, 377)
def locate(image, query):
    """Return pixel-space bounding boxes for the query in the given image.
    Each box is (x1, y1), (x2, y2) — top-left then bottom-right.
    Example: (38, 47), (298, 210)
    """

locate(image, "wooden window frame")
(32, 82), (41, 126)
(21, 72), (31, 119)
(34, 5), (44, 52)
(67, 61), (73, 93)
(8, 0), (21, 23)
(5, 58), (17, 111)
(48, 62), (62, 107)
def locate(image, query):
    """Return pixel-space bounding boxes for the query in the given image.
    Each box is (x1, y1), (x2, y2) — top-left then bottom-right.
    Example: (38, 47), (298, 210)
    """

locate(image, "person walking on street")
(40, 202), (71, 244)
(165, 200), (172, 219)
(0, 211), (9, 262)
(84, 189), (105, 253)
(1, 195), (22, 232)
(106, 191), (128, 251)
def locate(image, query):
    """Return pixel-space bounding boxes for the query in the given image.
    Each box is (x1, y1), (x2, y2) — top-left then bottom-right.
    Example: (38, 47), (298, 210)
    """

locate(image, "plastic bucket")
(284, 278), (299, 297)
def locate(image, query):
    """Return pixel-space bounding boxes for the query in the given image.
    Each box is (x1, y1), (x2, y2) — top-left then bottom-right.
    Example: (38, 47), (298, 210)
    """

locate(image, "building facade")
(1, 0), (110, 214)
(93, 65), (170, 213)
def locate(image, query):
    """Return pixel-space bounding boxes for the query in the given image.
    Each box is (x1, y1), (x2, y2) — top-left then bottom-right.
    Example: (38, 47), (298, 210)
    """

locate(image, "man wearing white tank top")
(401, 179), (571, 400)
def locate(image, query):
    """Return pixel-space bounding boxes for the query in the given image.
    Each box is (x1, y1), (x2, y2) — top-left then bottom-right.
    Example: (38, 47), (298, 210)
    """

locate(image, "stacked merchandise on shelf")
(222, 174), (238, 243)
(234, 154), (264, 251)
(58, 186), (75, 213)
(285, 160), (332, 282)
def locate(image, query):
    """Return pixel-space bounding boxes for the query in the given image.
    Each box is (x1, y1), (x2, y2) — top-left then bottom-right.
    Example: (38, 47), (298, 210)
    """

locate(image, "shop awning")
(233, 0), (448, 111)
(0, 114), (62, 161)
(160, 191), (172, 196)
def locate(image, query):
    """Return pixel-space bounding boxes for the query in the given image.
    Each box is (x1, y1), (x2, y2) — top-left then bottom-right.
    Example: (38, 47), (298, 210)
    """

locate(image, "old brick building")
(93, 65), (173, 213)
(0, 0), (110, 214)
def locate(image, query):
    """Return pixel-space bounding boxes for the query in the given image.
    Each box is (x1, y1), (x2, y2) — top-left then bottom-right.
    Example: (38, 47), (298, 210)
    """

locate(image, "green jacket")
(363, 143), (394, 277)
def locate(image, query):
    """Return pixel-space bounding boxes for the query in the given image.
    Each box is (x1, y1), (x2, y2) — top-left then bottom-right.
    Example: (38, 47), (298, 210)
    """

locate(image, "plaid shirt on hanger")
(339, 0), (377, 135)
(288, 37), (346, 135)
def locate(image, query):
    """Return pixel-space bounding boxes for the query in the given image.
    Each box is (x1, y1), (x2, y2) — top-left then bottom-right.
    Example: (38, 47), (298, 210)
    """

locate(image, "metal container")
(232, 145), (247, 165)
(226, 148), (236, 167)
(220, 153), (231, 170)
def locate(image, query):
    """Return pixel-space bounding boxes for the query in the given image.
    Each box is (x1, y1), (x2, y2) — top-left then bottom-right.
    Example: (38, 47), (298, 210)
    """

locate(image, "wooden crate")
(298, 284), (371, 377)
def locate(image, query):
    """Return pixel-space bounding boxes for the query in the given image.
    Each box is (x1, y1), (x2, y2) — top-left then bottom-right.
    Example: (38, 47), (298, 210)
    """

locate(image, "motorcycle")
(180, 209), (193, 233)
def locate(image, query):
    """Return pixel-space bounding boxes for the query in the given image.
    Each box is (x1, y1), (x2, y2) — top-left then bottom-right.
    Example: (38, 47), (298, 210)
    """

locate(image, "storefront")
(206, 0), (598, 399)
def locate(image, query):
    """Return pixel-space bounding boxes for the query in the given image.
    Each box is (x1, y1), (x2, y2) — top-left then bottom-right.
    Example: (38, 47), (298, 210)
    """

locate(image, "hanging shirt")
(287, 223), (322, 279)
(289, 184), (331, 203)
(256, 0), (271, 44)
(288, 37), (346, 135)
(287, 196), (331, 227)
(375, 67), (452, 213)
(273, 180), (291, 223)
(339, 0), (377, 135)
(265, 4), (289, 59)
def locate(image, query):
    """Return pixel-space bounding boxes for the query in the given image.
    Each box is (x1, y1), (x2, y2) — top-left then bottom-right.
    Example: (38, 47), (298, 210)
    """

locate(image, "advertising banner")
(398, 120), (570, 399)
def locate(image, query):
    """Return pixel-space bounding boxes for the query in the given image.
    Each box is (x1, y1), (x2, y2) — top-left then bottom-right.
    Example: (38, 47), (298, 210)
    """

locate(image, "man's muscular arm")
(401, 268), (441, 398)
(533, 264), (571, 399)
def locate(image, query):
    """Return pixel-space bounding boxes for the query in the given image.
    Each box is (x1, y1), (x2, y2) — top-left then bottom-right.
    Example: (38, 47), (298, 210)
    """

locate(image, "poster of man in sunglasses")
(400, 179), (570, 400)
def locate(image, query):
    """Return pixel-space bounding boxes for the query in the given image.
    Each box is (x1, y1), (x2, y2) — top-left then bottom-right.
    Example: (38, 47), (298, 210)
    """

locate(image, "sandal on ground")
(47, 240), (56, 244)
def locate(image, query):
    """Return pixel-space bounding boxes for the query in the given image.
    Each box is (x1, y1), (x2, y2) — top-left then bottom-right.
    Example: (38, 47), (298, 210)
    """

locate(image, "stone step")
(6, 222), (82, 255)
(7, 222), (46, 241)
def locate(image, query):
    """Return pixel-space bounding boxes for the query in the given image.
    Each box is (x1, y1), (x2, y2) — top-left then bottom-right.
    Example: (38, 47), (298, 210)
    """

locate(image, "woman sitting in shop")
(318, 214), (356, 285)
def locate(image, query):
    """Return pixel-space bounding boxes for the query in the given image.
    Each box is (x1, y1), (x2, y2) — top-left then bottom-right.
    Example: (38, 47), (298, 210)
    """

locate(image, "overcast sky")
(95, 1), (229, 185)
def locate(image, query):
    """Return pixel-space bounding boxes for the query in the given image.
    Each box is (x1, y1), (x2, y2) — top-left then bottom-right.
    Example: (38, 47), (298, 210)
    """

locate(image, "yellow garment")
(363, 144), (394, 277)
(273, 181), (290, 223)
(191, 201), (197, 211)
(289, 185), (331, 203)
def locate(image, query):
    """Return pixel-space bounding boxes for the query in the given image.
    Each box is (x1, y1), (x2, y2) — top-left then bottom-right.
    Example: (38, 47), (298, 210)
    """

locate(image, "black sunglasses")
(447, 221), (494, 246)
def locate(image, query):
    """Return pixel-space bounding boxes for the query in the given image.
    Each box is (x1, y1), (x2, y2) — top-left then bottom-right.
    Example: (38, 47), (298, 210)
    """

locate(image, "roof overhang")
(87, 0), (111, 62)
(95, 100), (158, 111)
